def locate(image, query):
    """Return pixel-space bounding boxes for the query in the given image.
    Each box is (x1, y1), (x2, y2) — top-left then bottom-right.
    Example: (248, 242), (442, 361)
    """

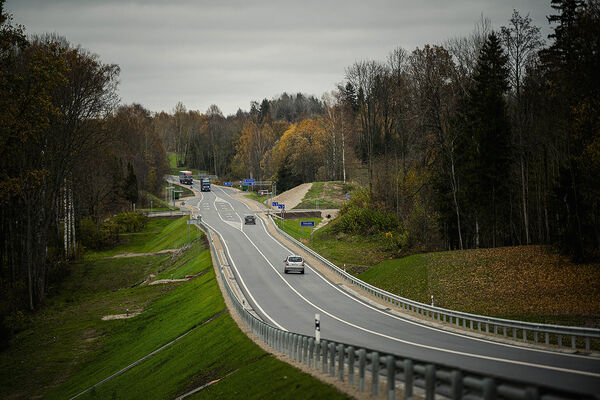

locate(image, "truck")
(179, 171), (193, 185)
(200, 177), (211, 192)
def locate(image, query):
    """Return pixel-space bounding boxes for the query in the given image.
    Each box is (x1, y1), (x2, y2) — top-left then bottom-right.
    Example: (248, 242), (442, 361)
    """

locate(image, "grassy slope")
(0, 217), (348, 400)
(274, 218), (322, 244)
(360, 246), (600, 327)
(244, 191), (268, 205)
(271, 193), (600, 327)
(168, 152), (207, 177)
(294, 181), (350, 210)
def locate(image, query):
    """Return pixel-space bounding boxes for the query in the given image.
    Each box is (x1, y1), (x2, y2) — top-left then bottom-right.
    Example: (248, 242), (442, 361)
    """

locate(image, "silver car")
(284, 255), (304, 274)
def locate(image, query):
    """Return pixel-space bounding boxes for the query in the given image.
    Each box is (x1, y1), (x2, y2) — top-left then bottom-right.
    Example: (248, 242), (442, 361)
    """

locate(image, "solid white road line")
(210, 186), (600, 376)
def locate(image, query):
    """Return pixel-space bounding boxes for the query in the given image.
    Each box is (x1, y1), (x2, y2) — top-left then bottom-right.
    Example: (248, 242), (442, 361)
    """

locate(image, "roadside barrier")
(199, 221), (590, 400)
(270, 216), (600, 353)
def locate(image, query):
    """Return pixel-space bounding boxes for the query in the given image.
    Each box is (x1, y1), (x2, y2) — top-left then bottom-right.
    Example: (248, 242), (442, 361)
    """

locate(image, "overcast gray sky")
(5, 0), (553, 116)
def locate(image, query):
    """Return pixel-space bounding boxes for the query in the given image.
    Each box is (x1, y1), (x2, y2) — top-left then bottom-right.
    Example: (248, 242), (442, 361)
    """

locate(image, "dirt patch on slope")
(272, 183), (312, 210)
(111, 249), (180, 258)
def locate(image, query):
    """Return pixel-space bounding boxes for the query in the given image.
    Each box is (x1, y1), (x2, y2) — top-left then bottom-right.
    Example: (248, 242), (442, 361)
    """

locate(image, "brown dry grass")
(426, 246), (600, 326)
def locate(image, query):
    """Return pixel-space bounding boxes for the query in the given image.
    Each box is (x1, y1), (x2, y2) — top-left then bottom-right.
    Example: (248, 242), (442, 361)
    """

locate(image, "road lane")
(188, 183), (600, 395)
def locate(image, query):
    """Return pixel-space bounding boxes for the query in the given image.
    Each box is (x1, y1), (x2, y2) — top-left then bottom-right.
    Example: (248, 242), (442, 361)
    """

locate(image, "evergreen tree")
(124, 162), (138, 207)
(463, 32), (512, 247)
(541, 0), (600, 261)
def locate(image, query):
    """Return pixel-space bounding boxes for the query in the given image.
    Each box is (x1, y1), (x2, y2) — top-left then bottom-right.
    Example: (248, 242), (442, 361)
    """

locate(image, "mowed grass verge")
(274, 217), (322, 244)
(1, 217), (349, 400)
(360, 246), (600, 328)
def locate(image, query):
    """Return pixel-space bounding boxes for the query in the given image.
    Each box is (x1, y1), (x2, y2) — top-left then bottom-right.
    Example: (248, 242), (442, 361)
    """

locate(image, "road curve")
(187, 183), (600, 397)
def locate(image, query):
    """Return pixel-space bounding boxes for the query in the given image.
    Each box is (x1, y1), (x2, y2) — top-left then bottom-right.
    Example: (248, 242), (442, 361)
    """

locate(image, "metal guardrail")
(143, 210), (190, 217)
(269, 216), (600, 353)
(198, 221), (590, 400)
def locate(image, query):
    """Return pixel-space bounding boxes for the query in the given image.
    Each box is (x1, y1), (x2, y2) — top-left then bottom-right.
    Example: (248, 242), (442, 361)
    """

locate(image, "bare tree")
(501, 10), (543, 245)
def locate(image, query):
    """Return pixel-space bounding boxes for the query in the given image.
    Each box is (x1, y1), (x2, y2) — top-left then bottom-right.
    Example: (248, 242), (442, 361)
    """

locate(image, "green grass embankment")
(0, 216), (348, 400)
(275, 212), (600, 329)
(359, 246), (600, 328)
(294, 181), (352, 210)
(167, 152), (207, 177)
(244, 191), (268, 205)
(274, 217), (322, 244)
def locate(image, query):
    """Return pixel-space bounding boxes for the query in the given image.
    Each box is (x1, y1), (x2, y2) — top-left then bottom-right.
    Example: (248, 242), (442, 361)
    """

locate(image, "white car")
(284, 255), (305, 274)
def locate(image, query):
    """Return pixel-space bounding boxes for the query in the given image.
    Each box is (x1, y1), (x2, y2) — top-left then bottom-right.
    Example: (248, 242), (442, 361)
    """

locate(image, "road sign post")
(301, 221), (315, 243)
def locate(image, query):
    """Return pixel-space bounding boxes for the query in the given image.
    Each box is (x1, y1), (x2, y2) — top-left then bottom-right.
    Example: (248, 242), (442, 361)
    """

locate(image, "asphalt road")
(186, 183), (600, 397)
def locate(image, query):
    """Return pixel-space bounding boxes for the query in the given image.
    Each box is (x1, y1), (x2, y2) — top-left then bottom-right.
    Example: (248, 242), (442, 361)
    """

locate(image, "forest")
(0, 0), (598, 342)
(157, 1), (599, 262)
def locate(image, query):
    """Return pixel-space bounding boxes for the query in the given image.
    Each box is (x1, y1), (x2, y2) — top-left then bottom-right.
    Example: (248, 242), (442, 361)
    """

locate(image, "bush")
(334, 188), (402, 236)
(79, 212), (148, 250)
(111, 212), (148, 233)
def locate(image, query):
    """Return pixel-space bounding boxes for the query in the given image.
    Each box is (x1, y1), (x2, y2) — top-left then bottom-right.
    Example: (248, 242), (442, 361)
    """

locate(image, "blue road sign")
(243, 178), (255, 184)
(224, 182), (233, 186)
(301, 221), (315, 227)
(272, 201), (278, 206)
(278, 204), (285, 209)
(346, 192), (350, 200)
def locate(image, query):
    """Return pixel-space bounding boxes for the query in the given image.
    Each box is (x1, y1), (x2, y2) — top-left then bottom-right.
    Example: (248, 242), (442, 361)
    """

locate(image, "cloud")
(5, 0), (552, 115)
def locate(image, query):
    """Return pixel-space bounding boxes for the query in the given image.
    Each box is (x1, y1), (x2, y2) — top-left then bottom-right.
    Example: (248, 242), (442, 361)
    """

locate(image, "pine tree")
(124, 162), (138, 207)
(464, 32), (512, 247)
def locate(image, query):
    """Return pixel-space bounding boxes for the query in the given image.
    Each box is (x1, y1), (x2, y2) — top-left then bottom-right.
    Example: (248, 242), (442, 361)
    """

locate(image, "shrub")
(79, 212), (148, 250)
(111, 212), (148, 233)
(334, 188), (402, 236)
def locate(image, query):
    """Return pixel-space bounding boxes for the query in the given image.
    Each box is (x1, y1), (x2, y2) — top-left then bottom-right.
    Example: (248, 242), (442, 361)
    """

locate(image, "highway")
(185, 183), (600, 397)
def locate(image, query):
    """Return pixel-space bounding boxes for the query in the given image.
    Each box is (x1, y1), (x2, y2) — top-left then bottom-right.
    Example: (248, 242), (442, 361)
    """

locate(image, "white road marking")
(209, 186), (600, 376)
(197, 199), (286, 331)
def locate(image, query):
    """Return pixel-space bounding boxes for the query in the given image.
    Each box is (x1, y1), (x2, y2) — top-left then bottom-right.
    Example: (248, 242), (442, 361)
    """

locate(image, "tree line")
(0, 0), (168, 338)
(163, 0), (598, 261)
(2, 0), (597, 338)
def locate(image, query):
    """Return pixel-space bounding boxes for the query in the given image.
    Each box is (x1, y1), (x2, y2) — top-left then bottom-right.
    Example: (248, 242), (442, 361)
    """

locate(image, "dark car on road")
(244, 215), (256, 225)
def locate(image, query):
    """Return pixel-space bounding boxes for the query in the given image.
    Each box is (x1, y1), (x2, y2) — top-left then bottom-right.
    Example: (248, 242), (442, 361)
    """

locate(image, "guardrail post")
(308, 338), (314, 368)
(545, 332), (549, 344)
(348, 346), (355, 385)
(450, 370), (463, 399)
(371, 351), (380, 396)
(586, 336), (590, 352)
(571, 335), (576, 349)
(404, 359), (413, 400)
(338, 344), (345, 381)
(303, 336), (309, 364)
(329, 342), (336, 377)
(482, 377), (496, 400)
(558, 335), (562, 347)
(524, 387), (539, 400)
(322, 340), (328, 374)
(358, 348), (366, 392)
(425, 364), (435, 400)
(315, 341), (321, 370)
(386, 355), (395, 400)
(277, 330), (282, 352)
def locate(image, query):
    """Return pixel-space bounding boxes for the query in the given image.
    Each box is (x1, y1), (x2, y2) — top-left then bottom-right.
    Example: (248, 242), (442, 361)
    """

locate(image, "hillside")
(0, 218), (348, 399)
(359, 245), (600, 327)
